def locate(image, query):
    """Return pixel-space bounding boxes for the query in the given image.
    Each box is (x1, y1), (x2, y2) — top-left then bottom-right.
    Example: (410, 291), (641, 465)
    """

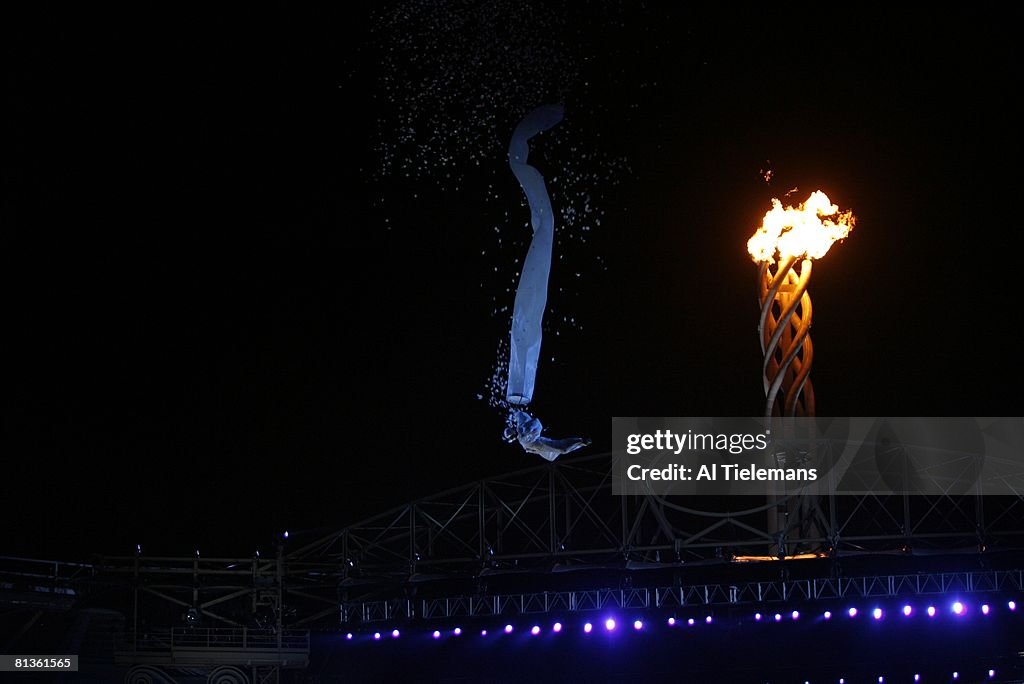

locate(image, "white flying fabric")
(506, 104), (563, 406)
(503, 105), (589, 460)
(505, 410), (590, 462)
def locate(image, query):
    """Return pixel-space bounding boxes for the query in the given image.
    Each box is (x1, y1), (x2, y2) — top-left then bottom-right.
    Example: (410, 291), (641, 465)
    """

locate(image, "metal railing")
(126, 628), (309, 652)
(343, 569), (1024, 623)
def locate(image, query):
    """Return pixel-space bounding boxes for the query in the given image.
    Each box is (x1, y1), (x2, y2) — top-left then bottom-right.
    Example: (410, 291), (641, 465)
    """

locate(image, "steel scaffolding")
(346, 569), (1024, 623)
(3, 452), (1023, 680)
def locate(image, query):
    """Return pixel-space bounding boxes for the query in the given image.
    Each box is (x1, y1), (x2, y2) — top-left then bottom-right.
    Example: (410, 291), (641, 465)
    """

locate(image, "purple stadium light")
(553, 622), (563, 633)
(584, 622), (593, 634)
(1009, 600), (1017, 611)
(633, 620), (643, 631)
(903, 605), (913, 616)
(453, 627), (462, 636)
(754, 613), (762, 621)
(791, 610), (799, 620)
(345, 633), (353, 640)
(878, 677), (884, 683)
(774, 613), (782, 622)
(914, 676), (920, 682)
(432, 630), (440, 639)
(927, 606), (936, 617)
(481, 629), (488, 636)
(982, 604), (990, 615)
(848, 607), (857, 618)
(392, 629), (400, 638)
(872, 608), (883, 620)
(823, 611), (832, 620)
(605, 618), (616, 631)
(531, 625), (541, 635)
(705, 616), (713, 624)
(504, 624), (514, 634)
(989, 670), (995, 679)
(667, 617), (676, 626)
(839, 679), (845, 684)
(953, 673), (959, 680)
(373, 632), (381, 641)
(687, 618), (695, 626)
(952, 601), (964, 615)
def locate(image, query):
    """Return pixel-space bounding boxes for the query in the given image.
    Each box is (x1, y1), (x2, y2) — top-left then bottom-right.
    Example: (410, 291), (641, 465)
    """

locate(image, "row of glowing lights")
(824, 674), (994, 683)
(814, 673), (995, 683)
(763, 598), (1006, 622)
(347, 599), (1017, 642)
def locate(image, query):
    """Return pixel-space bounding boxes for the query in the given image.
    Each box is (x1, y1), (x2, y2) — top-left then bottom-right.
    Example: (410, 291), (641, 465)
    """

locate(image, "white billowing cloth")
(505, 410), (590, 462)
(502, 105), (589, 460)
(505, 104), (564, 406)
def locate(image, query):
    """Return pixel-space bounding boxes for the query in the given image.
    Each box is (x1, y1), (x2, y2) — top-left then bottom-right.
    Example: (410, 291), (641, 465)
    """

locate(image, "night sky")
(3, 7), (1021, 560)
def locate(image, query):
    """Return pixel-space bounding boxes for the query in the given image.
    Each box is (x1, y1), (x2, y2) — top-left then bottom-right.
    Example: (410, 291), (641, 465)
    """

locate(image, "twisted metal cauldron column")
(759, 255), (817, 557)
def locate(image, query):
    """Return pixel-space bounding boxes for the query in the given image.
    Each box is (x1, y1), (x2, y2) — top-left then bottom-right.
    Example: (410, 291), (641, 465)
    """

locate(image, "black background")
(3, 6), (1021, 559)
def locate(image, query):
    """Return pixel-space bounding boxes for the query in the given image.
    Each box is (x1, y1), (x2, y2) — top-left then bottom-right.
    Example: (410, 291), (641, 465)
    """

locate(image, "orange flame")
(747, 191), (855, 262)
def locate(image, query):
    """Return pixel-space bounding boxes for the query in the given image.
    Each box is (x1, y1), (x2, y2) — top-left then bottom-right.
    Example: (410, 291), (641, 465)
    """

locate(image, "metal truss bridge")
(3, 452), (1024, 682)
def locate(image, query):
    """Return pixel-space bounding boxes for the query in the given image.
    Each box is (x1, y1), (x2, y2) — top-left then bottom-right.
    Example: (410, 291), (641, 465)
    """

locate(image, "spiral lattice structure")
(758, 256), (815, 420)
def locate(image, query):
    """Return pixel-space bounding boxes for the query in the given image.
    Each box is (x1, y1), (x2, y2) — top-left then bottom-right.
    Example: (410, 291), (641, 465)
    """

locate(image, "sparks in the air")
(747, 190), (855, 263)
